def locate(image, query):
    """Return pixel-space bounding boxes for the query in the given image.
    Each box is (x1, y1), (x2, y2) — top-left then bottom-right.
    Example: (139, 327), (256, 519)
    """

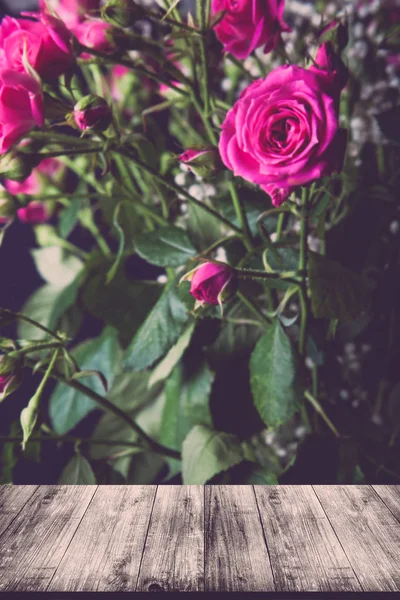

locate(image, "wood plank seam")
(134, 484), (158, 591)
(44, 485), (99, 591)
(0, 486), (40, 542)
(371, 486), (400, 525)
(252, 485), (277, 591)
(311, 485), (367, 592)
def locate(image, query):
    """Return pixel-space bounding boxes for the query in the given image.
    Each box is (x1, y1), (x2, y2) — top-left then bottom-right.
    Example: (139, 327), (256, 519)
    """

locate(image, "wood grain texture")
(0, 486), (38, 538)
(372, 485), (400, 523)
(0, 485), (96, 592)
(205, 485), (274, 592)
(314, 485), (400, 591)
(254, 486), (361, 592)
(48, 486), (156, 592)
(136, 486), (204, 592)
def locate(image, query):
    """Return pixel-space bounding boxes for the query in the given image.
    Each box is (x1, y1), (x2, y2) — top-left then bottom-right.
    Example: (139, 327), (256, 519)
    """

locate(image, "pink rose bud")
(0, 69), (44, 154)
(17, 201), (49, 224)
(0, 354), (23, 402)
(211, 0), (291, 60)
(318, 19), (348, 53)
(180, 262), (236, 312)
(0, 10), (75, 80)
(179, 147), (222, 178)
(73, 94), (112, 130)
(73, 18), (117, 58)
(310, 41), (349, 97)
(101, 0), (146, 28)
(0, 149), (35, 181)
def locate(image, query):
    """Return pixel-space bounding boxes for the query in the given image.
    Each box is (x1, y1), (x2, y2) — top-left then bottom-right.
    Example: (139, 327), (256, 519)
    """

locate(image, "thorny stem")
(298, 186), (310, 356)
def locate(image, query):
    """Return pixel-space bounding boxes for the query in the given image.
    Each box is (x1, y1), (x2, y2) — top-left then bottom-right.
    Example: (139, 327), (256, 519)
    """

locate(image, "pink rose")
(40, 0), (101, 29)
(17, 201), (49, 224)
(0, 11), (74, 79)
(73, 19), (116, 58)
(179, 148), (222, 177)
(211, 0), (291, 60)
(219, 61), (347, 206)
(0, 69), (44, 154)
(5, 157), (62, 195)
(180, 262), (236, 307)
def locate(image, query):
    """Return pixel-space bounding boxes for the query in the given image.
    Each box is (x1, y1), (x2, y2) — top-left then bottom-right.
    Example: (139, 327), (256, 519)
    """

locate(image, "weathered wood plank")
(136, 486), (203, 592)
(0, 486), (39, 538)
(254, 486), (361, 592)
(0, 485), (96, 592)
(48, 486), (156, 591)
(372, 486), (400, 523)
(205, 485), (274, 592)
(314, 485), (400, 591)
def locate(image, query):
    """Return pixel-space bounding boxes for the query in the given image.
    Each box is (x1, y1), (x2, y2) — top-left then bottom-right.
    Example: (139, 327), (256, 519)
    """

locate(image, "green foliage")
(49, 327), (121, 434)
(182, 424), (244, 484)
(123, 283), (191, 371)
(250, 320), (302, 428)
(134, 226), (197, 267)
(58, 453), (97, 484)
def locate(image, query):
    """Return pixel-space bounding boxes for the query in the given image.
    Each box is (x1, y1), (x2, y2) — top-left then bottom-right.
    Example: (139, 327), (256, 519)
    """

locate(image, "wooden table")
(0, 485), (399, 593)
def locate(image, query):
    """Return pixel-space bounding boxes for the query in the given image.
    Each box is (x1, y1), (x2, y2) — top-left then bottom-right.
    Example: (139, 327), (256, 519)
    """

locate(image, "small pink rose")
(211, 0), (291, 60)
(73, 94), (112, 130)
(181, 262), (236, 308)
(73, 18), (116, 58)
(17, 201), (49, 224)
(0, 69), (44, 154)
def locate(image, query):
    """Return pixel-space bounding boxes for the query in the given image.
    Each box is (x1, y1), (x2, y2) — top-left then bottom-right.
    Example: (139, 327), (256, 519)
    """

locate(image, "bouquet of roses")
(0, 0), (398, 485)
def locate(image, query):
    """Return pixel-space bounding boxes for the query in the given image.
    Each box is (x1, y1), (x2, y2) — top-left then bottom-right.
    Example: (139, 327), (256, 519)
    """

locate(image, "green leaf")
(89, 371), (164, 462)
(249, 320), (301, 428)
(186, 201), (221, 251)
(308, 253), (372, 321)
(126, 452), (165, 484)
(245, 465), (279, 484)
(58, 197), (81, 239)
(49, 327), (121, 434)
(106, 202), (125, 284)
(182, 424), (243, 484)
(134, 226), (196, 267)
(123, 283), (190, 371)
(31, 246), (84, 287)
(82, 271), (162, 348)
(148, 322), (196, 387)
(18, 282), (80, 341)
(58, 454), (97, 484)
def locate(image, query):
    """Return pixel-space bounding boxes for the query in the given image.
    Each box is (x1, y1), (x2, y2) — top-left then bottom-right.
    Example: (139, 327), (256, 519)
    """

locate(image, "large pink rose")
(211, 0), (290, 60)
(0, 70), (44, 154)
(219, 59), (348, 206)
(0, 11), (74, 80)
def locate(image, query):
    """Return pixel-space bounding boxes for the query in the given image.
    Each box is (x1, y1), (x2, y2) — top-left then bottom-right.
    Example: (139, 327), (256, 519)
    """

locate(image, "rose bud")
(73, 94), (112, 131)
(0, 150), (34, 181)
(317, 19), (348, 53)
(101, 0), (146, 28)
(73, 18), (117, 58)
(179, 148), (222, 178)
(17, 201), (49, 224)
(180, 262), (237, 313)
(0, 354), (23, 402)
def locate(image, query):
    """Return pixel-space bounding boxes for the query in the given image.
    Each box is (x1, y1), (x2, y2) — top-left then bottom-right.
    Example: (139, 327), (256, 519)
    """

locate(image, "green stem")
(275, 212), (285, 241)
(12, 342), (63, 356)
(25, 358), (180, 460)
(199, 235), (239, 257)
(304, 391), (340, 437)
(236, 268), (302, 286)
(8, 310), (65, 342)
(227, 179), (254, 250)
(197, 0), (210, 117)
(298, 187), (309, 356)
(32, 349), (60, 409)
(236, 290), (271, 325)
(82, 217), (112, 257)
(118, 148), (242, 235)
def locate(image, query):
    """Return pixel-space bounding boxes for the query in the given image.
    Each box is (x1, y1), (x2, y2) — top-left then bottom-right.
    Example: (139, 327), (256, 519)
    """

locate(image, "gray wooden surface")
(0, 485), (399, 592)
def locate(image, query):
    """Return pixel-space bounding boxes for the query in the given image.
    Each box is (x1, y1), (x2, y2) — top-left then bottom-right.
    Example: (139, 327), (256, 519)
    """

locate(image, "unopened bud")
(73, 95), (112, 131)
(0, 354), (24, 402)
(180, 261), (236, 313)
(0, 151), (35, 182)
(179, 147), (222, 178)
(0, 188), (16, 224)
(318, 19), (349, 53)
(101, 0), (146, 28)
